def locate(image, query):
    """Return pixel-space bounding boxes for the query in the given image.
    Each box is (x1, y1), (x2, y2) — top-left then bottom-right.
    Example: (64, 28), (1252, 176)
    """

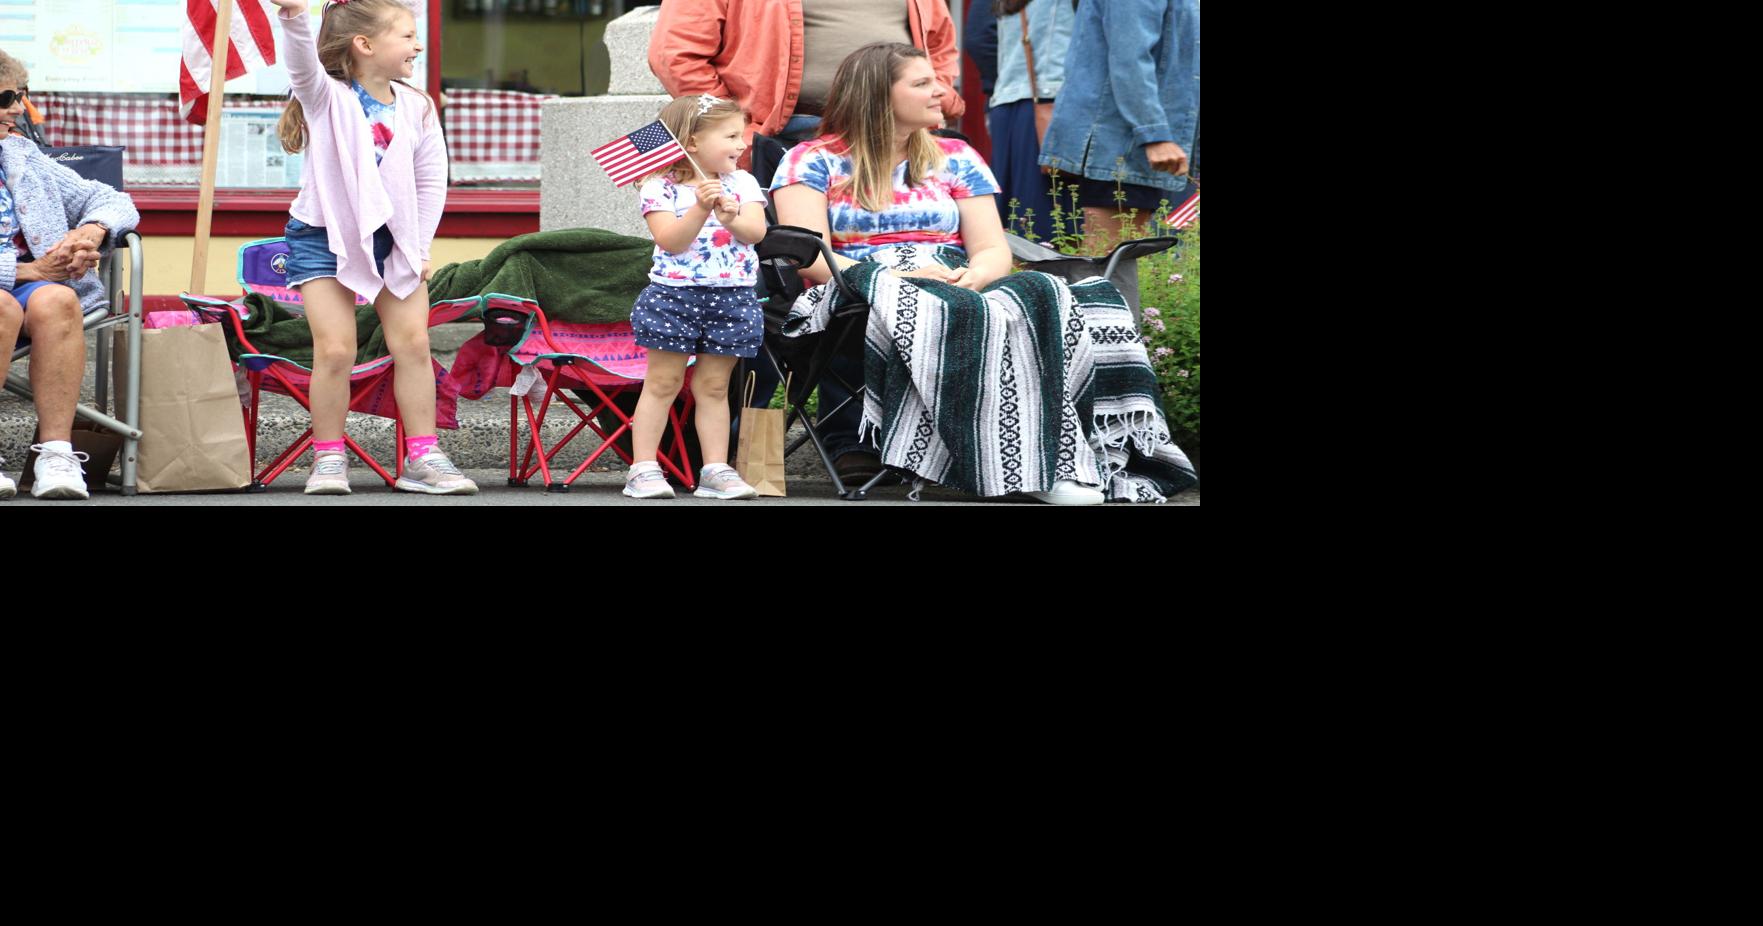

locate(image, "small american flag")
(591, 120), (685, 187)
(1166, 189), (1200, 229)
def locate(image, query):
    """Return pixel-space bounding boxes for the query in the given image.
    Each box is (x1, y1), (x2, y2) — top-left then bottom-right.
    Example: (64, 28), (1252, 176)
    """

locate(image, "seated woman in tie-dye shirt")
(767, 42), (1197, 506)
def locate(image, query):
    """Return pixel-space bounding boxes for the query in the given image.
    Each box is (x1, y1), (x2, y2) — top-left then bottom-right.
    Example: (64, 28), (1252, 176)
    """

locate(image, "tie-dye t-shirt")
(353, 81), (396, 165)
(639, 170), (765, 287)
(767, 136), (1000, 260)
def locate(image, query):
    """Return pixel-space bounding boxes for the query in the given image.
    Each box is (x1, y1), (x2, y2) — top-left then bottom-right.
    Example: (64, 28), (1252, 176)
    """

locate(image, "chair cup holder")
(482, 306), (529, 347)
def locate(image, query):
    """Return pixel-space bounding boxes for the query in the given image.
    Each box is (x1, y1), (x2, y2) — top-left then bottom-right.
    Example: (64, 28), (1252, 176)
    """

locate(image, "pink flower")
(1154, 347), (1173, 358)
(1176, 370), (1190, 378)
(1150, 318), (1167, 332)
(1168, 273), (1184, 284)
(1142, 307), (1160, 318)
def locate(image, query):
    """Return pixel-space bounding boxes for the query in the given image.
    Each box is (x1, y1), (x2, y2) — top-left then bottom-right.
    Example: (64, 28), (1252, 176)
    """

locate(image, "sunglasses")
(0, 88), (28, 108)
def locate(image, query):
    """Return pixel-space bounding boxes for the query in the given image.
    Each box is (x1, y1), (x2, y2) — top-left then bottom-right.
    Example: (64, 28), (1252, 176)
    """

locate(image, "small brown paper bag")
(734, 371), (788, 497)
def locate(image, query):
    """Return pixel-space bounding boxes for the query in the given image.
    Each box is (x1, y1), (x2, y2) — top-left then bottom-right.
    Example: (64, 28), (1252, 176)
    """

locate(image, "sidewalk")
(8, 470), (1198, 506)
(4, 324), (1199, 506)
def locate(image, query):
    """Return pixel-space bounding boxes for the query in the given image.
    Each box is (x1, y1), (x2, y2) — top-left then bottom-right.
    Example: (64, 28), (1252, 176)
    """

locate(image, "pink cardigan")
(279, 8), (446, 301)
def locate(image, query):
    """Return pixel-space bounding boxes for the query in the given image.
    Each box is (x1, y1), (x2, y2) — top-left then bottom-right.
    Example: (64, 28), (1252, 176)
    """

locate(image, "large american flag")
(180, 0), (278, 125)
(591, 120), (685, 187)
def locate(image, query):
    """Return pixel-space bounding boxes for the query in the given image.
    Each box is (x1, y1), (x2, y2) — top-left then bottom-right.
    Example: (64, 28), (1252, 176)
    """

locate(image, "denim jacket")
(1037, 0), (1200, 192)
(992, 0), (1075, 107)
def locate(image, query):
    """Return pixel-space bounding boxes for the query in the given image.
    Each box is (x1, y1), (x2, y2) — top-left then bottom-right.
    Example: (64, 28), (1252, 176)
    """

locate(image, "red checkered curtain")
(35, 91), (283, 185)
(444, 88), (555, 183)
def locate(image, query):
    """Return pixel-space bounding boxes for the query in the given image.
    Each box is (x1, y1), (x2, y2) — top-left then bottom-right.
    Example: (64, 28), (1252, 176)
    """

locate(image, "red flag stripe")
(187, 0), (246, 83)
(1166, 191), (1199, 228)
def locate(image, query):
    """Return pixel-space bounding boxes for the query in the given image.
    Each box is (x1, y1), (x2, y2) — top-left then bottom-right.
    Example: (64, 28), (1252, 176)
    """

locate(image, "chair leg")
(257, 428), (313, 486)
(346, 433), (396, 486)
(507, 393), (525, 486)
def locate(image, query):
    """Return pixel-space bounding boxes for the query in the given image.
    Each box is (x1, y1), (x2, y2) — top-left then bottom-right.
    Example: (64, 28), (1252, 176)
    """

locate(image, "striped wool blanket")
(782, 245), (1196, 502)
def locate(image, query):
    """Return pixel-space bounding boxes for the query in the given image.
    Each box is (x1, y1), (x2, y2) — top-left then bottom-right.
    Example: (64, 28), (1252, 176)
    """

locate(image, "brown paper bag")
(113, 323), (250, 493)
(734, 371), (788, 497)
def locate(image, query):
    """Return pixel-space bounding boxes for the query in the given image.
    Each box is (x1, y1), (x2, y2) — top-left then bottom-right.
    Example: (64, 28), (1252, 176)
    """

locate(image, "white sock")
(38, 440), (74, 456)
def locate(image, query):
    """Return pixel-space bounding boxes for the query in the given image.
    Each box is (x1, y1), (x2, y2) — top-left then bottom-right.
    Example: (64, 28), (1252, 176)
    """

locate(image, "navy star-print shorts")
(630, 282), (762, 358)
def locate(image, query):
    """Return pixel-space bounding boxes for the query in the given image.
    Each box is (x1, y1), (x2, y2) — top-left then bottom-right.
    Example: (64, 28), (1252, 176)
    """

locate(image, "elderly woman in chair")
(769, 43), (1195, 503)
(0, 48), (139, 500)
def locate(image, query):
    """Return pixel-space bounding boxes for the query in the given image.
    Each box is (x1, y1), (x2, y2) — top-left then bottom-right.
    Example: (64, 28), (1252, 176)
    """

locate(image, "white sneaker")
(693, 463), (758, 499)
(396, 449), (480, 495)
(30, 443), (91, 500)
(1027, 479), (1104, 506)
(0, 459), (15, 499)
(622, 461), (675, 499)
(304, 451), (353, 495)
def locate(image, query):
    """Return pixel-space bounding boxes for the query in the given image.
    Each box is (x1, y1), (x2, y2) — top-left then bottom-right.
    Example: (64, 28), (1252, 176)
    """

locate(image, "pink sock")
(406, 434), (438, 463)
(314, 439), (346, 456)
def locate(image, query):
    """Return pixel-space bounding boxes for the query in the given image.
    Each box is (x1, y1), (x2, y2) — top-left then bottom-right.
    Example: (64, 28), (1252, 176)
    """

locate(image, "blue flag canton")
(632, 121), (676, 152)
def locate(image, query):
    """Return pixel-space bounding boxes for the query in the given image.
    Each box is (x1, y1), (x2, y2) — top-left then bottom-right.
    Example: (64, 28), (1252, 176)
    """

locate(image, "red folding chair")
(180, 237), (479, 489)
(449, 295), (696, 493)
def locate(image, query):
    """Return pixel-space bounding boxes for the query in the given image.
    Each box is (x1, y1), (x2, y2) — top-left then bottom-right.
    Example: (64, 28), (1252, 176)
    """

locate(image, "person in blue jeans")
(1037, 0), (1199, 242)
(987, 0), (1073, 242)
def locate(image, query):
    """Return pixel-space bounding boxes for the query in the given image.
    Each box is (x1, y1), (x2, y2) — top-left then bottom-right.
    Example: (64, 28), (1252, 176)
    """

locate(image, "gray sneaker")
(694, 464), (758, 500)
(622, 461), (675, 499)
(396, 449), (479, 495)
(304, 451), (352, 495)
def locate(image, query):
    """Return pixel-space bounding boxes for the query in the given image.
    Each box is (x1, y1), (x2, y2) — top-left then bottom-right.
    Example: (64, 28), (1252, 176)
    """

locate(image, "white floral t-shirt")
(638, 170), (764, 287)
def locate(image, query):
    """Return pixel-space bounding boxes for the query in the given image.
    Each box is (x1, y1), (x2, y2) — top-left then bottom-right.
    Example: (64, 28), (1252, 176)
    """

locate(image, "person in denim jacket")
(1037, 0), (1198, 241)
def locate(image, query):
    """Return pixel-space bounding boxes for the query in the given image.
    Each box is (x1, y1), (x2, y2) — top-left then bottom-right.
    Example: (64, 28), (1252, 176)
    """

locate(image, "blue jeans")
(777, 114), (823, 144)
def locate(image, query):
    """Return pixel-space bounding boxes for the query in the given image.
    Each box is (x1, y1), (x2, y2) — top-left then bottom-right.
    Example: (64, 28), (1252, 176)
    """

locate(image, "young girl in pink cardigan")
(271, 0), (474, 495)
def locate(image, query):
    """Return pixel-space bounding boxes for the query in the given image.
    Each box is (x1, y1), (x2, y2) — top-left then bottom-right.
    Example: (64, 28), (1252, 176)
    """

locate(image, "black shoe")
(834, 450), (882, 483)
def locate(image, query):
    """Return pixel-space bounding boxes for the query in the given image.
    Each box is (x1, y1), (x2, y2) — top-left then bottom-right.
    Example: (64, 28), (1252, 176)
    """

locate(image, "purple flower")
(1150, 318), (1167, 332)
(1168, 273), (1184, 284)
(1142, 307), (1161, 318)
(1155, 347), (1173, 358)
(1176, 370), (1190, 378)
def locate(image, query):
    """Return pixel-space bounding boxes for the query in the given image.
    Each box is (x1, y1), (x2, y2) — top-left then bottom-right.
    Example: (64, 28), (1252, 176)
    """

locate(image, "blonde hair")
(277, 0), (434, 153)
(820, 43), (946, 213)
(645, 95), (747, 183)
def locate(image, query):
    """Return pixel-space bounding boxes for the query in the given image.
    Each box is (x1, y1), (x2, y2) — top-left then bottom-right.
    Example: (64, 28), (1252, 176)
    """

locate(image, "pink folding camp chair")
(446, 295), (696, 492)
(180, 236), (480, 489)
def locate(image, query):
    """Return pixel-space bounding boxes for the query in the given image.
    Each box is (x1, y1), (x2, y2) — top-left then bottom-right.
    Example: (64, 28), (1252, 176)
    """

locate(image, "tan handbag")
(1022, 12), (1056, 174)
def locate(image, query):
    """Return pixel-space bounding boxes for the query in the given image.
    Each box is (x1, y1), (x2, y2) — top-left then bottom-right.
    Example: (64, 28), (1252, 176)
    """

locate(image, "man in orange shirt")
(649, 0), (965, 151)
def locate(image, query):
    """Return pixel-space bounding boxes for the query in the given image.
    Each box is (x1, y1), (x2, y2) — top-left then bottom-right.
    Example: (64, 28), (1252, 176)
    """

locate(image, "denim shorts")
(1075, 174), (1186, 214)
(630, 283), (762, 358)
(284, 218), (394, 286)
(3, 280), (77, 311)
